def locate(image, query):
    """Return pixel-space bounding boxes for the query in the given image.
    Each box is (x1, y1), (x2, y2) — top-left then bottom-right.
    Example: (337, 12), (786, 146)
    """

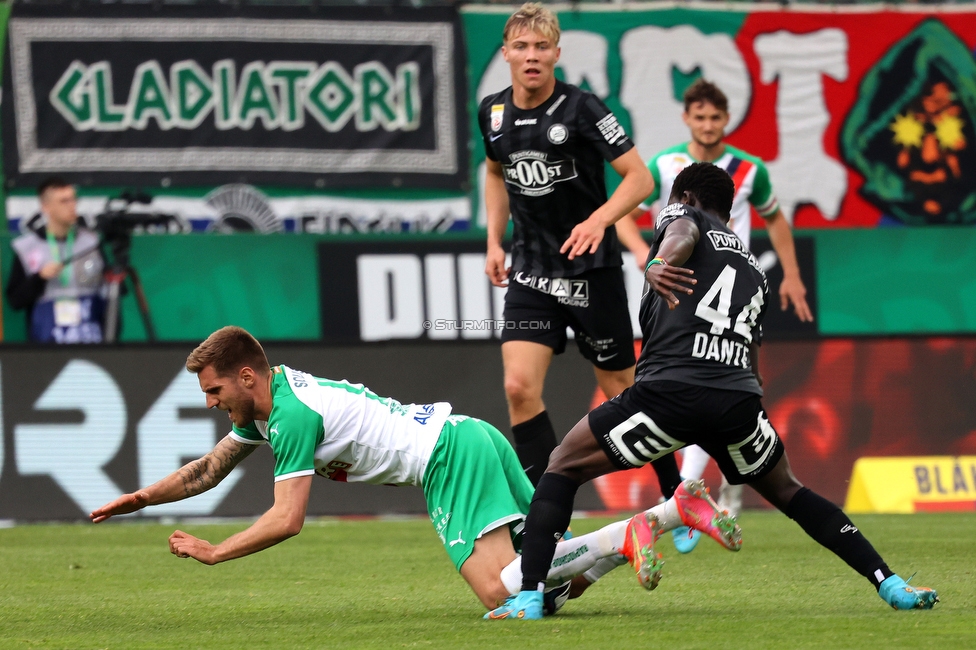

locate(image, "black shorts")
(501, 266), (635, 371)
(588, 380), (784, 484)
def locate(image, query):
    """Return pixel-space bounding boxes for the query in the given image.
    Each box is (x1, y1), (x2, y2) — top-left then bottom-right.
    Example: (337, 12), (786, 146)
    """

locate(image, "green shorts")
(422, 415), (535, 571)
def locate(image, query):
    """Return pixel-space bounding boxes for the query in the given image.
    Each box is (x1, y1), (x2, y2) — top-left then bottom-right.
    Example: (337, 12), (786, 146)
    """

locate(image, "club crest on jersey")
(490, 104), (505, 132)
(548, 123), (568, 144)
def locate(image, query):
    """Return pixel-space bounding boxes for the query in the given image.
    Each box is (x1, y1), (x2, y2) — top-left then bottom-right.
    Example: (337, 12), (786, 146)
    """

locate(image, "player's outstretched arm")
(562, 148), (653, 260)
(484, 158), (512, 287)
(169, 475), (313, 565)
(90, 435), (257, 523)
(644, 218), (699, 309)
(764, 209), (813, 322)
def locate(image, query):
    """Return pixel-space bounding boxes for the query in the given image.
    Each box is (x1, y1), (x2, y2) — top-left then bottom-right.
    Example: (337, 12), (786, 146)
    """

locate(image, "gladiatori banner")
(463, 5), (976, 227)
(2, 5), (468, 190)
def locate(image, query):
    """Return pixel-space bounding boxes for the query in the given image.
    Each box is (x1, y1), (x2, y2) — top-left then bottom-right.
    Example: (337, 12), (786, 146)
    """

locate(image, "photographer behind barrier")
(6, 177), (110, 343)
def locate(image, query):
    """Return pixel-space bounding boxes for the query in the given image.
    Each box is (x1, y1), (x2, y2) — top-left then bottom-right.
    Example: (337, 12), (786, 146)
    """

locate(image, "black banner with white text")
(2, 5), (467, 189)
(317, 236), (817, 343)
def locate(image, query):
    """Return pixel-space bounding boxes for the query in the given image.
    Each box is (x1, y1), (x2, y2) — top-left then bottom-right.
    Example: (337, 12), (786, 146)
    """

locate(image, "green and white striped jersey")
(642, 142), (780, 245)
(229, 365), (451, 486)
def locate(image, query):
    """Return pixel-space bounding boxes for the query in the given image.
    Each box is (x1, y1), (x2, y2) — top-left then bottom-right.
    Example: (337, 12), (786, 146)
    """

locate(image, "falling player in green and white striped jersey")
(90, 326), (714, 613)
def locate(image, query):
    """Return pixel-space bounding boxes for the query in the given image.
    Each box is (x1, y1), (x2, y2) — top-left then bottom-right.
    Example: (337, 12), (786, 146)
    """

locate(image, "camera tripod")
(102, 232), (156, 343)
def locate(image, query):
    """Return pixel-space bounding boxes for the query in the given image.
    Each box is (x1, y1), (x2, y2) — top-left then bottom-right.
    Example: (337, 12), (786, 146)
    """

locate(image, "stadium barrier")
(844, 456), (976, 514)
(1, 337), (973, 521)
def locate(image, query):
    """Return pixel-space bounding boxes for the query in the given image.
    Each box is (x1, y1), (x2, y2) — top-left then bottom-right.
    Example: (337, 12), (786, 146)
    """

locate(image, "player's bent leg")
(593, 366), (682, 502)
(499, 416), (620, 622)
(570, 554), (628, 598)
(544, 415), (621, 484)
(503, 341), (558, 486)
(497, 519), (627, 614)
(717, 476), (744, 518)
(671, 445), (712, 553)
(744, 451), (803, 511)
(460, 526), (520, 609)
(678, 445), (711, 481)
(502, 341), (553, 425)
(749, 453), (938, 608)
(592, 365), (634, 400)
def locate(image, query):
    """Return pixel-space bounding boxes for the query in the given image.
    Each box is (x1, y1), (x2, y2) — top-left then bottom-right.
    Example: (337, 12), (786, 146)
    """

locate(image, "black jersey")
(478, 80), (634, 278)
(635, 203), (770, 395)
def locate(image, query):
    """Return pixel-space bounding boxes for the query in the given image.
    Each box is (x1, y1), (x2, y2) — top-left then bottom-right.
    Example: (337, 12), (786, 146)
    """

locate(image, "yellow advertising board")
(844, 457), (976, 514)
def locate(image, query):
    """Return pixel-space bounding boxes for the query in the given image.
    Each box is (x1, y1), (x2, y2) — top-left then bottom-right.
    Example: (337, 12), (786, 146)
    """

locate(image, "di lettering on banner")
(1, 4), (467, 190)
(317, 236), (816, 344)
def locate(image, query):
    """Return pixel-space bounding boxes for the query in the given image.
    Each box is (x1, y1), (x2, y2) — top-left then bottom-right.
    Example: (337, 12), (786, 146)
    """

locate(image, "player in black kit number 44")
(486, 162), (938, 620)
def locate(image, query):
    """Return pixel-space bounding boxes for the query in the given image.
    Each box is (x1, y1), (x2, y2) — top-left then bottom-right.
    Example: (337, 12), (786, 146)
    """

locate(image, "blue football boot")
(671, 525), (702, 554)
(484, 590), (544, 621)
(879, 575), (939, 610)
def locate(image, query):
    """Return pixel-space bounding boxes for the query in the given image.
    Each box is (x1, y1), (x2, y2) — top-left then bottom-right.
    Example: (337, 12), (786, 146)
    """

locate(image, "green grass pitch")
(1, 512), (972, 649)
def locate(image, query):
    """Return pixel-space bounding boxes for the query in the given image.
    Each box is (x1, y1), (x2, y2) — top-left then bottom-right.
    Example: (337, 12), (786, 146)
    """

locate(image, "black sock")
(785, 487), (894, 590)
(512, 411), (558, 487)
(520, 472), (579, 591)
(651, 454), (682, 499)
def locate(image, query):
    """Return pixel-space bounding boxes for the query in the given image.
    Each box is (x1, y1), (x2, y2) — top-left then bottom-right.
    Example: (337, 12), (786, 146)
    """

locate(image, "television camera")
(93, 190), (185, 343)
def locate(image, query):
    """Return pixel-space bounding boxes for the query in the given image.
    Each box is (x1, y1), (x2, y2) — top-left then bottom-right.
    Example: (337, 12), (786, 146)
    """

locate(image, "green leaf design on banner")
(842, 19), (976, 225)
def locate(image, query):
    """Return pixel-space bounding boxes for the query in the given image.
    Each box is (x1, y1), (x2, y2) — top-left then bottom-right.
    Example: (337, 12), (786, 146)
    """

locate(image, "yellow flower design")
(934, 114), (965, 150)
(890, 113), (923, 148)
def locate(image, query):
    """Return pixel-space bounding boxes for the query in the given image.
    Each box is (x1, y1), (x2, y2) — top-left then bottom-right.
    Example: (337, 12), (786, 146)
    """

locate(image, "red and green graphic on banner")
(463, 7), (976, 229)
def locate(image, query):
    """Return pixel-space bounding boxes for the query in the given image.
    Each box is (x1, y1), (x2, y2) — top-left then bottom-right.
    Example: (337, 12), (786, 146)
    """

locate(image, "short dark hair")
(683, 79), (728, 114)
(37, 176), (72, 198)
(186, 326), (271, 377)
(671, 162), (735, 221)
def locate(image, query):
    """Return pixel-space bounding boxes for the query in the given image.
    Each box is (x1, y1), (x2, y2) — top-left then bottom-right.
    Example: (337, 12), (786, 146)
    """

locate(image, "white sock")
(679, 445), (711, 481)
(577, 497), (688, 589)
(499, 520), (628, 594)
(644, 496), (683, 532)
(582, 553), (628, 584)
(718, 477), (744, 517)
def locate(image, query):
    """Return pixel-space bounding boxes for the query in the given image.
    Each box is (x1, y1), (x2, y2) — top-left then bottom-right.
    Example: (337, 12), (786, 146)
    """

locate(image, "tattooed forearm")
(178, 439), (257, 498)
(178, 457), (213, 498)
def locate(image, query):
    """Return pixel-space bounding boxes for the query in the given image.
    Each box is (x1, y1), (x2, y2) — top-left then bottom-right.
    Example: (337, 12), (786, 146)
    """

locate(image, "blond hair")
(503, 3), (560, 45)
(186, 326), (271, 377)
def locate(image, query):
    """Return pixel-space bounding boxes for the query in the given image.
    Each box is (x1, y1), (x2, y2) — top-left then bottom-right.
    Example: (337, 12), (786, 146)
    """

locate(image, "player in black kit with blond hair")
(478, 3), (681, 527)
(487, 162), (939, 620)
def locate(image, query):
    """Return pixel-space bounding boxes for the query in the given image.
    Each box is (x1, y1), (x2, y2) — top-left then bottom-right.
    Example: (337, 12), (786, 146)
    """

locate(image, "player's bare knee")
(473, 577), (511, 609)
(503, 375), (539, 406)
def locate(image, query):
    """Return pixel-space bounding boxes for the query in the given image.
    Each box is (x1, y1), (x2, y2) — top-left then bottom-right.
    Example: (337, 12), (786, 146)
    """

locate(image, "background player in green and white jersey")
(90, 326), (724, 613)
(614, 79), (813, 542)
(617, 79), (812, 324)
